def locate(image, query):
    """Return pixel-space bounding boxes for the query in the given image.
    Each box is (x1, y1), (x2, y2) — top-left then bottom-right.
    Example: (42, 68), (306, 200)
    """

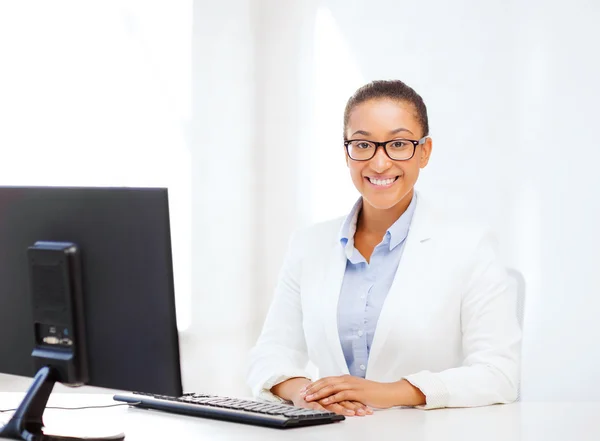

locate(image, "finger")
(305, 384), (336, 401)
(300, 378), (333, 398)
(317, 389), (356, 405)
(349, 401), (373, 415)
(325, 403), (355, 416)
(303, 376), (345, 396)
(305, 383), (351, 402)
(335, 400), (373, 416)
(338, 400), (363, 414)
(318, 397), (346, 408)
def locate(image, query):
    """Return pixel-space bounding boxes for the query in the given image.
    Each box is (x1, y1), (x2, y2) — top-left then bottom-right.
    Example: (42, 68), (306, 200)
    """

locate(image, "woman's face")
(345, 98), (432, 211)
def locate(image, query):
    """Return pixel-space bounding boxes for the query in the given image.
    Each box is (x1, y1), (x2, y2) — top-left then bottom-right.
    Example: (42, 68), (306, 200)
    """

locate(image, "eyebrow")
(351, 127), (414, 137)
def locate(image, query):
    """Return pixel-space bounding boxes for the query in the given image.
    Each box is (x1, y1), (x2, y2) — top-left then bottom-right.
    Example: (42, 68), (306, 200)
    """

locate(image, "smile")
(367, 176), (399, 187)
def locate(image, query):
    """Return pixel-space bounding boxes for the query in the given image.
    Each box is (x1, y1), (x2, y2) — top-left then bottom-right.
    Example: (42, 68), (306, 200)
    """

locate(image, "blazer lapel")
(321, 239), (351, 375)
(366, 193), (435, 378)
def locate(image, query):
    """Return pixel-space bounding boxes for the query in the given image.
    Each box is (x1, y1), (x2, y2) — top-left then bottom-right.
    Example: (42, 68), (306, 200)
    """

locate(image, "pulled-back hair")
(343, 80), (429, 138)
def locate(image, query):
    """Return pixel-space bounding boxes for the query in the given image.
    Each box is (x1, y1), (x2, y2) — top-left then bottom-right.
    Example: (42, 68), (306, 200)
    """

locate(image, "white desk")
(1, 393), (598, 441)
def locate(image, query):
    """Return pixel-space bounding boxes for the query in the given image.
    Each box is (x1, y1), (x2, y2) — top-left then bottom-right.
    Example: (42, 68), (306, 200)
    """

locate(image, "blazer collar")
(366, 191), (437, 376)
(403, 190), (436, 243)
(321, 189), (436, 375)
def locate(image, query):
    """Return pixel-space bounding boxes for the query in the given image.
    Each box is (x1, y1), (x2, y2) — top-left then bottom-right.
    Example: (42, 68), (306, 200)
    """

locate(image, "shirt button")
(360, 295), (365, 300)
(360, 364), (366, 371)
(357, 330), (363, 337)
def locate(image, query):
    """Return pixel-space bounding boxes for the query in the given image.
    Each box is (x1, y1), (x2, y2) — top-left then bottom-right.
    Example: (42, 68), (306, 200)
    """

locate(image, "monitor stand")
(0, 366), (124, 441)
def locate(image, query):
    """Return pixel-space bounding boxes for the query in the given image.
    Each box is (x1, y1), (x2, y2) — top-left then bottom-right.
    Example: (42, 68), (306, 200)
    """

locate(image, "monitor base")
(0, 366), (124, 441)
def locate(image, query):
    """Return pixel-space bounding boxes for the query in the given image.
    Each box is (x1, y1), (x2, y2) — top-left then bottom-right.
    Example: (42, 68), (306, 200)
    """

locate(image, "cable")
(0, 402), (141, 413)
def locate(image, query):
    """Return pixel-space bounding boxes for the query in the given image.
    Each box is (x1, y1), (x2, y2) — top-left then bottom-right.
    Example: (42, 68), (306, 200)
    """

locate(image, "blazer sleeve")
(403, 229), (522, 409)
(246, 230), (313, 402)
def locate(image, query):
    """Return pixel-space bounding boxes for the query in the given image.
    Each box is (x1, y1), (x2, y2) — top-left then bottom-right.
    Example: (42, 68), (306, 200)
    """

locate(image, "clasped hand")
(296, 375), (394, 416)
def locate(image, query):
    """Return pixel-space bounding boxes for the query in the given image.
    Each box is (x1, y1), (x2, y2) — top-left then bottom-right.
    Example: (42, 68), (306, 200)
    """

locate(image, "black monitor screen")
(0, 186), (183, 397)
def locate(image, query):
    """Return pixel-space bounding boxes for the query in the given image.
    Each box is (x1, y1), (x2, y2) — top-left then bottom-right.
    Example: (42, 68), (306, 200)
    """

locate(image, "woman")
(246, 80), (522, 416)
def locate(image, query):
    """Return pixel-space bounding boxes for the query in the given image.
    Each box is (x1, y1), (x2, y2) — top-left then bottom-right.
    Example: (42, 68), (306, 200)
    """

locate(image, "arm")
(271, 377), (312, 402)
(402, 229), (522, 409)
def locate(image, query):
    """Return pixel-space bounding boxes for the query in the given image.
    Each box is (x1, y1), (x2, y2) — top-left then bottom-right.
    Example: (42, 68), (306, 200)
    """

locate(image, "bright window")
(0, 1), (192, 331)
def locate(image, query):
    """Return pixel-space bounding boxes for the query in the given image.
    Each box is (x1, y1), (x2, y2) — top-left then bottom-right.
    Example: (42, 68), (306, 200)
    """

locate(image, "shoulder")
(414, 192), (499, 254)
(413, 194), (506, 287)
(281, 216), (346, 266)
(288, 216), (344, 256)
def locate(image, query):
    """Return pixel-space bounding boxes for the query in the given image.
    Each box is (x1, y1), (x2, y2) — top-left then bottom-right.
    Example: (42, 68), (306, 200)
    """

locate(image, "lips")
(367, 176), (399, 186)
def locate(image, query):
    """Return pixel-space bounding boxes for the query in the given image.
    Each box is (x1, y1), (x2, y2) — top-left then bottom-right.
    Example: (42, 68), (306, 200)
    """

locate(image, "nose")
(370, 145), (393, 172)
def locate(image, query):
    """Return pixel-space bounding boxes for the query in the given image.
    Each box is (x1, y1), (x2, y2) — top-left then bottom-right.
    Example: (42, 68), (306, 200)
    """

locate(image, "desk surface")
(1, 393), (599, 441)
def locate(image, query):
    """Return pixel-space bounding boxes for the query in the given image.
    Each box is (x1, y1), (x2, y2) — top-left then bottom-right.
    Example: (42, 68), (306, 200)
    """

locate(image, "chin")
(362, 193), (404, 211)
(361, 183), (415, 210)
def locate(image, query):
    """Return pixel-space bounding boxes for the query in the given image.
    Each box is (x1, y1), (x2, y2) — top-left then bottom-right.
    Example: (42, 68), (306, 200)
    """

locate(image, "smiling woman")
(247, 80), (522, 416)
(343, 92), (432, 257)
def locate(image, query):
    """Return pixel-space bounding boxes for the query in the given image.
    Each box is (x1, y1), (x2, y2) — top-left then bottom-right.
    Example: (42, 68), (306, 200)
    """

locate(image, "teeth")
(369, 177), (395, 186)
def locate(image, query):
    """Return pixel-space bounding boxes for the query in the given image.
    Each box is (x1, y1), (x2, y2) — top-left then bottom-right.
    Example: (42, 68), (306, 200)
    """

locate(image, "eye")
(349, 141), (373, 150)
(389, 140), (411, 149)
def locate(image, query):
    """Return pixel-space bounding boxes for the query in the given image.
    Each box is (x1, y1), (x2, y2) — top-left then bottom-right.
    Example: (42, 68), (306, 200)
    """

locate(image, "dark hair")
(343, 80), (429, 139)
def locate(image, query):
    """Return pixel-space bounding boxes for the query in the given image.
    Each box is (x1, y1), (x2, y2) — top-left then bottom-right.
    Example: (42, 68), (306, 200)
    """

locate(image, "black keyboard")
(113, 392), (345, 429)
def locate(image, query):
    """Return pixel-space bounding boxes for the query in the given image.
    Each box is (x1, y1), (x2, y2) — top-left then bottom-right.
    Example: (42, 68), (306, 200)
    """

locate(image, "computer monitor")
(0, 186), (183, 441)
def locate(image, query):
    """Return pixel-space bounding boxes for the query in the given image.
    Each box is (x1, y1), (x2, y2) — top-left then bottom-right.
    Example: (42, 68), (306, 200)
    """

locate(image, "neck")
(357, 189), (414, 236)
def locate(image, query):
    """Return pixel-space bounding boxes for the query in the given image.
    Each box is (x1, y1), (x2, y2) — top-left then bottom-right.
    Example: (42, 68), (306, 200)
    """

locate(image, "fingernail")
(346, 409), (355, 415)
(321, 398), (329, 404)
(306, 394), (314, 400)
(357, 408), (365, 415)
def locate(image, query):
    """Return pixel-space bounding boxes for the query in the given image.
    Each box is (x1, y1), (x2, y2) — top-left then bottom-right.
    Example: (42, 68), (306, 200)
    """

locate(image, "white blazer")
(247, 193), (522, 409)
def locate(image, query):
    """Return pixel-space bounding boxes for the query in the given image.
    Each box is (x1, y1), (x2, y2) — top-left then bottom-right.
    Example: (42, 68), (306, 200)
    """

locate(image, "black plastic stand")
(0, 367), (124, 441)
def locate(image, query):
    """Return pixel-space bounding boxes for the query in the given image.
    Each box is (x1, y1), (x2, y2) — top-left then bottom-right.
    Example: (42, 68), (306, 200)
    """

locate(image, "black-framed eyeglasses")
(344, 137), (428, 161)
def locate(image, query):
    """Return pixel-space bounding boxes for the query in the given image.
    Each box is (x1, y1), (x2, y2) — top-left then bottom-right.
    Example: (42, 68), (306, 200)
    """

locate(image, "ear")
(419, 137), (433, 168)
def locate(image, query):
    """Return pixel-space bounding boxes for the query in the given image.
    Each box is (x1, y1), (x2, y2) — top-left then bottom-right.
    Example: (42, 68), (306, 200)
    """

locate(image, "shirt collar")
(339, 198), (363, 261)
(339, 193), (418, 259)
(388, 193), (417, 250)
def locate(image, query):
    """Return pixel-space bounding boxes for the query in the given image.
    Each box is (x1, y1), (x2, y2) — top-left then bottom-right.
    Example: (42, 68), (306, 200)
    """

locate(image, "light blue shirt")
(337, 193), (417, 378)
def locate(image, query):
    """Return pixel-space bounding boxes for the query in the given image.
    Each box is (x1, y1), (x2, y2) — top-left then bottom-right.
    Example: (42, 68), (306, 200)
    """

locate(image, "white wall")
(185, 0), (258, 395)
(253, 0), (320, 325)
(512, 0), (600, 401)
(1, 0), (600, 402)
